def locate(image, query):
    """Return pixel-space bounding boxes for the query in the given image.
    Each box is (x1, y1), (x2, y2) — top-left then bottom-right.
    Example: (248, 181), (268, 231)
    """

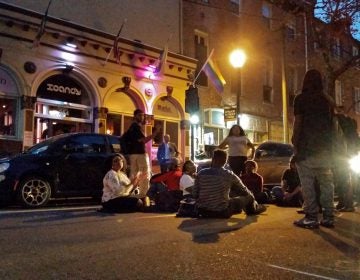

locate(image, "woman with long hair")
(218, 124), (255, 176)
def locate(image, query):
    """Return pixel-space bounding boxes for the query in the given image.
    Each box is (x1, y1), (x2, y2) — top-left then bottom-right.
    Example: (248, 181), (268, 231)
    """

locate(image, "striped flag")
(153, 43), (168, 75)
(32, 0), (53, 48)
(201, 49), (226, 93)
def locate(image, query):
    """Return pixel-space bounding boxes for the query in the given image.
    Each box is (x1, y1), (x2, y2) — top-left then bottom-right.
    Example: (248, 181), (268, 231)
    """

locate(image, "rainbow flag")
(201, 50), (226, 93)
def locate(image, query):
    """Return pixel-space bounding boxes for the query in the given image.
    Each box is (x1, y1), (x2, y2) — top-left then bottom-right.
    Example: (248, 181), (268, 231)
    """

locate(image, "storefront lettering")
(46, 83), (81, 96)
(157, 105), (172, 113)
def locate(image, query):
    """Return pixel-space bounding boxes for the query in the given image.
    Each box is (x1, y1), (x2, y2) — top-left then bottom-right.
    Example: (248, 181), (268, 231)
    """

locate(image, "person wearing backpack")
(124, 109), (160, 203)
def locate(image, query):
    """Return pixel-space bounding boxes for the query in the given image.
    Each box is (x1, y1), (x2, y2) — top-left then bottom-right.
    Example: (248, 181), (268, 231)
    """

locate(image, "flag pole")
(32, 0), (53, 48)
(193, 48), (214, 85)
(103, 19), (127, 66)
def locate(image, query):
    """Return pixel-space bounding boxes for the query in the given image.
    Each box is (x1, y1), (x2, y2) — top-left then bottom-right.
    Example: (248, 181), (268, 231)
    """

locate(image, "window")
(66, 135), (107, 154)
(335, 80), (343, 106)
(0, 97), (17, 136)
(262, 2), (272, 28)
(287, 67), (297, 106)
(230, 0), (242, 14)
(331, 38), (342, 58)
(286, 22), (296, 41)
(354, 87), (360, 114)
(353, 46), (359, 56)
(194, 31), (209, 87)
(263, 58), (273, 103)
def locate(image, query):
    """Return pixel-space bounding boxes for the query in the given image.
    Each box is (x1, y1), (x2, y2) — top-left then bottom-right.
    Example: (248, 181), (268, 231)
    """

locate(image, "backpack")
(119, 130), (131, 155)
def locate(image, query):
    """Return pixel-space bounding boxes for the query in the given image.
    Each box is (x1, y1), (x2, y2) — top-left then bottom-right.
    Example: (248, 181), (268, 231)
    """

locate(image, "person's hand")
(284, 192), (292, 200)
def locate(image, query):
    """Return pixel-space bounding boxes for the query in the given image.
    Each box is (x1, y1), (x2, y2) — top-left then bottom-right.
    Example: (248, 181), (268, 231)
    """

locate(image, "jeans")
(296, 156), (335, 221)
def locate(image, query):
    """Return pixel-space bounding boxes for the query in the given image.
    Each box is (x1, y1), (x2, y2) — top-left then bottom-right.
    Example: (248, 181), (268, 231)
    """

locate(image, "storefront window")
(0, 97), (17, 136)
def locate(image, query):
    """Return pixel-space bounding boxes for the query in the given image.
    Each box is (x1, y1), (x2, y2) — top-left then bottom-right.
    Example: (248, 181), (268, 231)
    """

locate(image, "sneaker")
(320, 219), (335, 228)
(294, 217), (319, 229)
(253, 204), (267, 215)
(296, 209), (305, 214)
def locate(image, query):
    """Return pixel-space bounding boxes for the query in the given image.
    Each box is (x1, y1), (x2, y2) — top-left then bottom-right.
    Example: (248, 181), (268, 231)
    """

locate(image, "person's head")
(163, 134), (170, 143)
(211, 149), (228, 168)
(244, 160), (258, 173)
(182, 160), (197, 175)
(302, 69), (323, 95)
(169, 157), (181, 170)
(133, 109), (145, 124)
(111, 154), (127, 172)
(228, 125), (245, 137)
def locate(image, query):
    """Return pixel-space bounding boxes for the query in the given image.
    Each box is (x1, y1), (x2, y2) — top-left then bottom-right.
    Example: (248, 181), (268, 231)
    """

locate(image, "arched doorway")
(34, 73), (94, 143)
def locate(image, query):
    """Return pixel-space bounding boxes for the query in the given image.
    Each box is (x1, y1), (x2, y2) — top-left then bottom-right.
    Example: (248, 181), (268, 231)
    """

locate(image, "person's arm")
(292, 115), (303, 153)
(218, 137), (229, 150)
(247, 140), (255, 159)
(284, 185), (301, 200)
(192, 175), (200, 199)
(229, 171), (254, 197)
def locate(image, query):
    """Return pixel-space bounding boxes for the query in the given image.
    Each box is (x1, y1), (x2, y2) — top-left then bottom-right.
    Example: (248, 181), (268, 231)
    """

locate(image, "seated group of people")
(98, 146), (304, 218)
(98, 149), (271, 218)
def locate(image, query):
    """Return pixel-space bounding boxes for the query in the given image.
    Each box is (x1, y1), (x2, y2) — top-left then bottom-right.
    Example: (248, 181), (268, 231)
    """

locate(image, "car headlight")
(0, 162), (10, 173)
(349, 153), (360, 174)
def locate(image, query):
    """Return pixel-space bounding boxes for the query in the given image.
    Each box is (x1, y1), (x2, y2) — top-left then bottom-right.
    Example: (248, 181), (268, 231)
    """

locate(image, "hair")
(112, 154), (127, 171)
(301, 69), (323, 95)
(133, 109), (144, 116)
(211, 149), (228, 167)
(289, 155), (296, 164)
(245, 159), (258, 170)
(182, 160), (196, 173)
(228, 124), (246, 137)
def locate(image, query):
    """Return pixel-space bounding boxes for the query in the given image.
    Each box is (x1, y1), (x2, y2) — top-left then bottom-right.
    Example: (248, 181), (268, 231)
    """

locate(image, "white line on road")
(267, 264), (339, 280)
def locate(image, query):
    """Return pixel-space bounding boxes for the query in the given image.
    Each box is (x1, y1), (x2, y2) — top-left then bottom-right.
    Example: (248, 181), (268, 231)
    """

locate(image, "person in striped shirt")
(193, 149), (266, 218)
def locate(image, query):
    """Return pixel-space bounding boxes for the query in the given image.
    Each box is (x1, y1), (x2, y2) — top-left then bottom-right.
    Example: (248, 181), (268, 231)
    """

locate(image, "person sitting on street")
(193, 149), (266, 219)
(241, 160), (268, 204)
(99, 154), (144, 213)
(272, 156), (303, 207)
(176, 160), (198, 217)
(148, 157), (183, 212)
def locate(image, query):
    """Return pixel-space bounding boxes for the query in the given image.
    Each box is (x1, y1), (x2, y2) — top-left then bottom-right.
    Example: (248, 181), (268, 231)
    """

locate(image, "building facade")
(0, 0), (359, 161)
(0, 3), (197, 166)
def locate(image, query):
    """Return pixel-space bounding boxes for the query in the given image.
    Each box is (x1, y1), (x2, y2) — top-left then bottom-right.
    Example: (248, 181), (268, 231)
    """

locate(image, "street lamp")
(190, 114), (199, 161)
(229, 49), (247, 125)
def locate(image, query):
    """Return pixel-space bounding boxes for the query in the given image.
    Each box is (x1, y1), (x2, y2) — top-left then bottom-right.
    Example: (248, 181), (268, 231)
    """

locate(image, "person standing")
(125, 109), (160, 201)
(157, 134), (180, 173)
(218, 124), (255, 176)
(292, 69), (335, 229)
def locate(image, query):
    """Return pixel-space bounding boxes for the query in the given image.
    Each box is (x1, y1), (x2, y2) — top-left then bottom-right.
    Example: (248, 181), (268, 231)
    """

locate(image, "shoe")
(320, 219), (335, 228)
(294, 217), (319, 229)
(253, 204), (267, 215)
(339, 207), (355, 212)
(296, 209), (305, 214)
(336, 203), (345, 210)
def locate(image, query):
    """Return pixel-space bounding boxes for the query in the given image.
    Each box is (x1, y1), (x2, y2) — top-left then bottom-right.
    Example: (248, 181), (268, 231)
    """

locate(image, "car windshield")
(24, 134), (68, 155)
(255, 143), (293, 158)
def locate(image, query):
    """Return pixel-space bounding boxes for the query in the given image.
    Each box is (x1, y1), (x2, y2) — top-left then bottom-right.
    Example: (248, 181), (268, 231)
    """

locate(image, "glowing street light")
(229, 49), (247, 125)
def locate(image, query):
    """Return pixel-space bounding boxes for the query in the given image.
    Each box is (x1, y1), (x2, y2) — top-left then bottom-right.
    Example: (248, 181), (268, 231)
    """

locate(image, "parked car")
(195, 141), (294, 188)
(0, 133), (122, 208)
(254, 141), (294, 188)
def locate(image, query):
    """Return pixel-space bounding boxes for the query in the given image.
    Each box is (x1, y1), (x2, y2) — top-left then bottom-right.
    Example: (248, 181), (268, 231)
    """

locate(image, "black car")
(0, 133), (122, 208)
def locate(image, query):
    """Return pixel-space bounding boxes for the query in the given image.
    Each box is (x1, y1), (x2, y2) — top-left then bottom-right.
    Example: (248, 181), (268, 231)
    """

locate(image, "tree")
(311, 0), (360, 98)
(268, 0), (360, 102)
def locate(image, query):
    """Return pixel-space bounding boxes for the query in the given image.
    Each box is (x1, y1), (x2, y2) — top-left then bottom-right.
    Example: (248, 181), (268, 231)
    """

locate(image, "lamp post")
(190, 114), (199, 161)
(229, 49), (247, 125)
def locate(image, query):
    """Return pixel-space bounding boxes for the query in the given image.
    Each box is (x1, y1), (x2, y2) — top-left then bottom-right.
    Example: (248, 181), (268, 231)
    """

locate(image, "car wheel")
(18, 177), (51, 208)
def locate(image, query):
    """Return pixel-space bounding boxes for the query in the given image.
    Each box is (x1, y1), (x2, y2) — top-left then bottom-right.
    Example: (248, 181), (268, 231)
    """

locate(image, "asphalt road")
(0, 204), (359, 280)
